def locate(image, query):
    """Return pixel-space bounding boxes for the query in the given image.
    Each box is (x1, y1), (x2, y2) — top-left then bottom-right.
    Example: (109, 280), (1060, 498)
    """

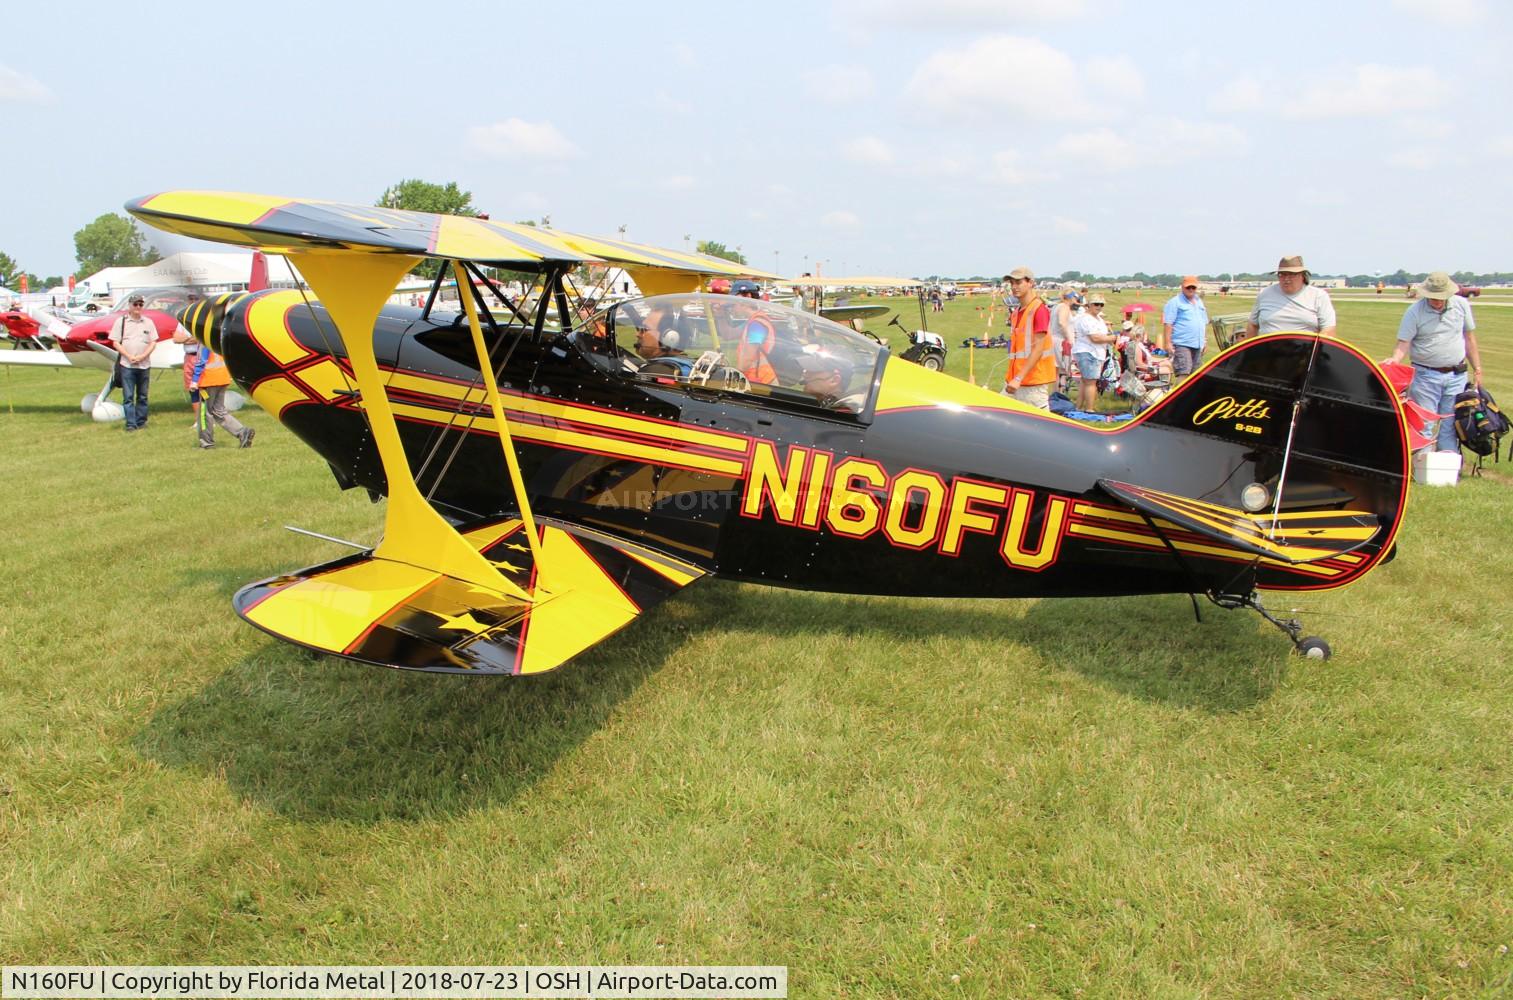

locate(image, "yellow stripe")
(386, 401), (747, 476)
(1079, 498), (1370, 551)
(141, 191), (290, 226)
(1067, 523), (1343, 577)
(246, 290), (311, 366)
(460, 519), (525, 544)
(1073, 502), (1145, 525)
(622, 548), (703, 586)
(434, 215), (545, 262)
(510, 392), (750, 452)
(245, 559), (438, 654)
(385, 370), (750, 453)
(1121, 488), (1370, 558)
(291, 358), (356, 403)
(1130, 485), (1376, 535)
(249, 374), (308, 416)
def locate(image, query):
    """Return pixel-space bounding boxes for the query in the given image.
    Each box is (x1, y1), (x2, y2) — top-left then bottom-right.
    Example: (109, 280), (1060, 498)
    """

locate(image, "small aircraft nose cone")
(91, 400), (125, 423)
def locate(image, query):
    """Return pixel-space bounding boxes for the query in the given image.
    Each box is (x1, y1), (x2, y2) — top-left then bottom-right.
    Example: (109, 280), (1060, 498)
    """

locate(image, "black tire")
(920, 352), (945, 372)
(1296, 637), (1331, 660)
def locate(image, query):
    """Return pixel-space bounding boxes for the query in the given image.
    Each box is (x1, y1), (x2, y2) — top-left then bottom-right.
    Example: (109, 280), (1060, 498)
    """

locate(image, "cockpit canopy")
(578, 293), (886, 415)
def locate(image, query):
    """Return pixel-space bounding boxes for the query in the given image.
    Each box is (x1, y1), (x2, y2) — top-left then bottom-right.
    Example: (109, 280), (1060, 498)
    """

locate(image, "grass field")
(2, 295), (1511, 997)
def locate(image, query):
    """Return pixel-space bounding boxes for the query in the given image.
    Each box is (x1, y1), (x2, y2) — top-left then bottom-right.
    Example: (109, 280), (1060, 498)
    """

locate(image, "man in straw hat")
(1385, 271), (1486, 453)
(1243, 255), (1337, 341)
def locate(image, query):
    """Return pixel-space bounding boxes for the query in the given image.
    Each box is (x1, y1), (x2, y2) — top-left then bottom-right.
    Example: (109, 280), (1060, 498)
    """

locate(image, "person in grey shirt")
(1385, 271), (1485, 452)
(107, 294), (158, 431)
(1243, 255), (1337, 339)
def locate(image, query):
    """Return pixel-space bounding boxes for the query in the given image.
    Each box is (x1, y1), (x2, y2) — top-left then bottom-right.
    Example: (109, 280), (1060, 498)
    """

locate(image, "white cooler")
(1413, 450), (1461, 487)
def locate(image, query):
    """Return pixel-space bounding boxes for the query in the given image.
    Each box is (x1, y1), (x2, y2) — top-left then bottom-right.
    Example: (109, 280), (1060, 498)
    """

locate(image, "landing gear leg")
(1209, 590), (1331, 660)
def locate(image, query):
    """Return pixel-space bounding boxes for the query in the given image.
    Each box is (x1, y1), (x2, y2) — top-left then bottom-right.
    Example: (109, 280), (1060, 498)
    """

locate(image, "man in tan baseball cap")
(1002, 267), (1055, 408)
(1385, 271), (1485, 452)
(1244, 254), (1336, 340)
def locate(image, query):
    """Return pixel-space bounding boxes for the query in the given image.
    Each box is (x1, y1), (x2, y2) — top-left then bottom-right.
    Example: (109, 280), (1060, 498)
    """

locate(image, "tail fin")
(1132, 334), (1410, 590)
(249, 251), (270, 292)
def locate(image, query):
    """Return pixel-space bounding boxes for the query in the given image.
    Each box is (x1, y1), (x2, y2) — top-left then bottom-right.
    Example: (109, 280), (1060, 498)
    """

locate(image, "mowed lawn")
(1, 294), (1510, 998)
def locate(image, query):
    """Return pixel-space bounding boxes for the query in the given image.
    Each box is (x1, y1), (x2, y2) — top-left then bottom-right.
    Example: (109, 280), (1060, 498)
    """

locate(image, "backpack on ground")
(1453, 385), (1509, 469)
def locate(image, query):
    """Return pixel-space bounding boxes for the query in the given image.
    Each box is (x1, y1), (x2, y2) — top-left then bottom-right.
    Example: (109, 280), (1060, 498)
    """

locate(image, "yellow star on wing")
(435, 611), (491, 634)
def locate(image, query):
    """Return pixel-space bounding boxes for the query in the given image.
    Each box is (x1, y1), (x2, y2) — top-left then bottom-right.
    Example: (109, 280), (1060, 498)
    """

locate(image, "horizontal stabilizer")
(1097, 479), (1380, 565)
(0, 348), (75, 368)
(234, 516), (704, 675)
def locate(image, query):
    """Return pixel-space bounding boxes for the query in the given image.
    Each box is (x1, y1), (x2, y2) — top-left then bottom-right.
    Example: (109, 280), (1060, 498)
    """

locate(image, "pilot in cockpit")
(797, 353), (865, 413)
(633, 308), (693, 374)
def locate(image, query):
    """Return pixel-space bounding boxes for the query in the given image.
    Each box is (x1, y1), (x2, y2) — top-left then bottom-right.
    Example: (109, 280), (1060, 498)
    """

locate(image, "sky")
(3, 0), (1510, 280)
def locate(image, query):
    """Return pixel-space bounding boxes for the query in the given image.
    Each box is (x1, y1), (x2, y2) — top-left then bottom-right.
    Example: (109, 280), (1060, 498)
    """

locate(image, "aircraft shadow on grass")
(134, 581), (1284, 824)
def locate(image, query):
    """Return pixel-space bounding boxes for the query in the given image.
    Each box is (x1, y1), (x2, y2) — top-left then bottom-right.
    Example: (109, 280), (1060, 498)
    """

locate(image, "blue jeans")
(1407, 365), (1467, 452)
(119, 366), (150, 429)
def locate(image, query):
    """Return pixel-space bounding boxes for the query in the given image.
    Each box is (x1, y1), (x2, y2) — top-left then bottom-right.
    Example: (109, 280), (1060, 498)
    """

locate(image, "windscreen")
(577, 293), (885, 415)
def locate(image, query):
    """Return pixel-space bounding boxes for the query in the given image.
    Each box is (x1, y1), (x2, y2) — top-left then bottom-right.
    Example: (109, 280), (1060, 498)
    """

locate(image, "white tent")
(79, 252), (306, 303)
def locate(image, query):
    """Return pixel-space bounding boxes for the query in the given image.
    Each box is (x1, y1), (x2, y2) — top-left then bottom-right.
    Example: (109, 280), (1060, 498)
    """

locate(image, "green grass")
(2, 299), (1511, 997)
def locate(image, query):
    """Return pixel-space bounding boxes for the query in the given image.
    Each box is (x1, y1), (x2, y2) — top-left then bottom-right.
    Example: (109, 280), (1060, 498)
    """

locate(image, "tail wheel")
(1296, 637), (1331, 660)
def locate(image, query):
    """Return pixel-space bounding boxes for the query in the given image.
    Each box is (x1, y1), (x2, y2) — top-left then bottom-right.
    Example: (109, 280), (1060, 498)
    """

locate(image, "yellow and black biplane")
(128, 191), (1410, 671)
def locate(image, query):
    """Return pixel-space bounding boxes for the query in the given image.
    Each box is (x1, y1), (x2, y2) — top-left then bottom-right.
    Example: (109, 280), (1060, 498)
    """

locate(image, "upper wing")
(127, 191), (779, 280)
(1098, 479), (1380, 565)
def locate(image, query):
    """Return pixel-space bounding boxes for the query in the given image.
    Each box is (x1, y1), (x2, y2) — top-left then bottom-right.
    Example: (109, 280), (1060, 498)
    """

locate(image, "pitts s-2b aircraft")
(128, 192), (1411, 673)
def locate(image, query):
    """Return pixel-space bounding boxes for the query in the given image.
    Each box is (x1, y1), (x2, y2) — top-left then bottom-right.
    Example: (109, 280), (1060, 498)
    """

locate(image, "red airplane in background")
(0, 251), (272, 418)
(0, 288), (197, 418)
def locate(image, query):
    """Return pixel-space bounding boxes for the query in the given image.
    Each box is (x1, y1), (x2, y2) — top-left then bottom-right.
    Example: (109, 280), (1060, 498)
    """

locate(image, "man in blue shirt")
(1162, 275), (1208, 380)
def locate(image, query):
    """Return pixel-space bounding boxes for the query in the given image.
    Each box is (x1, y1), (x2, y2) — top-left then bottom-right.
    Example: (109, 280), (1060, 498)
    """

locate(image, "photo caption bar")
(2, 967), (786, 999)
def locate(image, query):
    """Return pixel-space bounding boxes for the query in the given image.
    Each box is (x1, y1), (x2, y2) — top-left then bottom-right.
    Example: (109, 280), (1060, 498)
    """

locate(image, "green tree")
(377, 179), (476, 216)
(0, 250), (18, 286)
(73, 214), (152, 277)
(376, 179), (479, 277)
(696, 240), (746, 265)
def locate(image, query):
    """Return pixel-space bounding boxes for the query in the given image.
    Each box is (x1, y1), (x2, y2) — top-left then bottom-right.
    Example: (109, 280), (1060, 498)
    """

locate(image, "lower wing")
(233, 515), (706, 675)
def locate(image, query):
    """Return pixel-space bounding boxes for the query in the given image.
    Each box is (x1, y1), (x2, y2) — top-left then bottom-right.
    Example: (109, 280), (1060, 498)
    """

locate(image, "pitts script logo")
(1192, 396), (1273, 428)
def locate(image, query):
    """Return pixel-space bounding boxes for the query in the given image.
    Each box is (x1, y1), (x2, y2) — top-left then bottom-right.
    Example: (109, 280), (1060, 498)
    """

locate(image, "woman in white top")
(1072, 295), (1117, 411)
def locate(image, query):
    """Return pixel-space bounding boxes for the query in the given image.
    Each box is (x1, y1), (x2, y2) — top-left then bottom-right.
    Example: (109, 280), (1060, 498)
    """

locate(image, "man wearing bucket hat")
(1243, 255), (1337, 341)
(1385, 271), (1485, 453)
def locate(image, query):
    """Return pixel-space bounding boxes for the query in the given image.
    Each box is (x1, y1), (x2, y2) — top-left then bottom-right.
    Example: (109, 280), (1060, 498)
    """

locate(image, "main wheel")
(1296, 636), (1331, 660)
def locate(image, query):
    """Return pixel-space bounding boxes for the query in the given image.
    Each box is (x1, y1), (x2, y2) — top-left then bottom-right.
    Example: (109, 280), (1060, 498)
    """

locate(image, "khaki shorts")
(1003, 382), (1052, 409)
